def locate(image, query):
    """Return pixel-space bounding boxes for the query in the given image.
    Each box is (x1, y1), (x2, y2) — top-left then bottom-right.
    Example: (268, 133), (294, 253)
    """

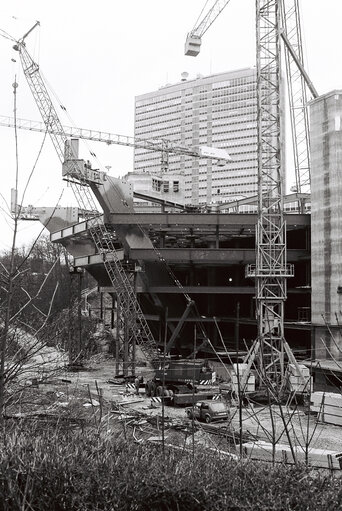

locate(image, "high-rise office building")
(134, 68), (258, 207)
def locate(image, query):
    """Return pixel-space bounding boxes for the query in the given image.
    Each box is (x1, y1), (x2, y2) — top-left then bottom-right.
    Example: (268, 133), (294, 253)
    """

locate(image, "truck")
(145, 359), (218, 406)
(154, 359), (215, 384)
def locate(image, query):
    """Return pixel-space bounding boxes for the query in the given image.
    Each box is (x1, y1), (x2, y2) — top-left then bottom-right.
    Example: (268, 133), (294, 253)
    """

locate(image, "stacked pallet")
(231, 364), (255, 393)
(243, 440), (342, 470)
(288, 363), (312, 392)
(311, 392), (342, 426)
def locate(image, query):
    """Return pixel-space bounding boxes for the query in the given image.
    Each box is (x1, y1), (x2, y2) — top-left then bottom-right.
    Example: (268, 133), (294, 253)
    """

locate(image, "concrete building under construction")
(27, 88), (338, 383)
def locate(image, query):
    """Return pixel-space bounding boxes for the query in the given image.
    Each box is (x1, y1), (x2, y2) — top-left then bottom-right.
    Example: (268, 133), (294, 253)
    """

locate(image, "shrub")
(0, 424), (341, 510)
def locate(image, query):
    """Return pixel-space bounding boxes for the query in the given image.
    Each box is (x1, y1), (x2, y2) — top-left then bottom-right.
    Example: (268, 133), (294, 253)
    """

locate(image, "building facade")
(310, 90), (342, 360)
(134, 68), (259, 207)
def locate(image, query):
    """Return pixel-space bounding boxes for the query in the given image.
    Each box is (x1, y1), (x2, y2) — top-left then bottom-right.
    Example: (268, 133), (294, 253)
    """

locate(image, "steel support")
(245, 0), (294, 394)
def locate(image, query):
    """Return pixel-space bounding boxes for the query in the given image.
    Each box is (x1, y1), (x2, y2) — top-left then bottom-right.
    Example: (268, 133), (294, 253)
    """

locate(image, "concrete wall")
(310, 90), (342, 359)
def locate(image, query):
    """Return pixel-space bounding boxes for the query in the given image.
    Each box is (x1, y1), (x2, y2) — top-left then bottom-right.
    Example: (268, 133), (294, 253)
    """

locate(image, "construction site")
(1, 0), (342, 476)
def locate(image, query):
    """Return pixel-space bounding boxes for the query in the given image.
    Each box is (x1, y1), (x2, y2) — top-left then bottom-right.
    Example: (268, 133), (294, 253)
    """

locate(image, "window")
(152, 178), (161, 192)
(173, 181), (179, 192)
(163, 181), (169, 193)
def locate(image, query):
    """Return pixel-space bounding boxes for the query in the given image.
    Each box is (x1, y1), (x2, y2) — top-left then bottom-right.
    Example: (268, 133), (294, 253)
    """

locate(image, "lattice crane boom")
(0, 115), (231, 163)
(280, 0), (318, 197)
(13, 31), (160, 364)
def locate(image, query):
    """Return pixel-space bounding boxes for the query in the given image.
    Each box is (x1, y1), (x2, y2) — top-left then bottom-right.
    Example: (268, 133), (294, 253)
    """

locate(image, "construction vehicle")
(145, 359), (217, 406)
(154, 359), (215, 384)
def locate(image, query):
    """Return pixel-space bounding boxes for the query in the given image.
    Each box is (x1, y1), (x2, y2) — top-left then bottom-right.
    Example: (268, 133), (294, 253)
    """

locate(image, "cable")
(0, 29), (15, 42)
(193, 0), (210, 32)
(14, 190), (64, 274)
(18, 112), (50, 215)
(40, 70), (106, 171)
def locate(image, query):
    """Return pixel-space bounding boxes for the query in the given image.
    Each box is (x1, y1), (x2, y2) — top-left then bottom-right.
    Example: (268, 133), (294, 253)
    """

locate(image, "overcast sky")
(0, 0), (341, 251)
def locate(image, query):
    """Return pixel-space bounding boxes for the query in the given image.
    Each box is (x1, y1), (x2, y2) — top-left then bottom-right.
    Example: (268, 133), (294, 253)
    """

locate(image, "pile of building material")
(311, 392), (342, 426)
(231, 364), (255, 393)
(243, 440), (342, 470)
(287, 363), (312, 392)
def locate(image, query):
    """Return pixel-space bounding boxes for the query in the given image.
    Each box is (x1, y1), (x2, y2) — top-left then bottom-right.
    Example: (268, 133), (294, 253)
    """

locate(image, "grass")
(0, 422), (341, 510)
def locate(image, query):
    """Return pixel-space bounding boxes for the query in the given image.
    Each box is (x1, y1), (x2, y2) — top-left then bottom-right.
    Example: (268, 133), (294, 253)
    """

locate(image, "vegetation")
(0, 236), (94, 329)
(0, 424), (341, 511)
(0, 235), (100, 415)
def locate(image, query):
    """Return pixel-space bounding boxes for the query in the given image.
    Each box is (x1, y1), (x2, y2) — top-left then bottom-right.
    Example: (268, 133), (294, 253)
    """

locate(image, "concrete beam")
(107, 212), (308, 228)
(128, 248), (308, 264)
(139, 286), (310, 294)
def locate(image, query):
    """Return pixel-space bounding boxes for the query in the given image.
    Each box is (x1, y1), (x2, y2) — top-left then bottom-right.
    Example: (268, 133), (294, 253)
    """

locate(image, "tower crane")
(12, 23), (161, 371)
(0, 115), (231, 169)
(186, 0), (309, 394)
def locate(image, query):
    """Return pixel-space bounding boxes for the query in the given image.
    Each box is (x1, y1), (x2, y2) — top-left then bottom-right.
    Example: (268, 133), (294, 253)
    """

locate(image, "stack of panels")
(232, 363), (256, 392)
(311, 392), (342, 426)
(288, 363), (312, 392)
(243, 440), (342, 469)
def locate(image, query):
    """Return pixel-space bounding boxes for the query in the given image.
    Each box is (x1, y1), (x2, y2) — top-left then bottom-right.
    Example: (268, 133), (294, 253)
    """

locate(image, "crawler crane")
(13, 23), (160, 373)
(11, 23), (231, 377)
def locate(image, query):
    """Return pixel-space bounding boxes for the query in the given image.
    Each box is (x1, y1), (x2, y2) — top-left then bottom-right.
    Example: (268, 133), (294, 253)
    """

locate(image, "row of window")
(213, 85), (256, 96)
(135, 121), (257, 138)
(136, 93), (181, 107)
(152, 178), (180, 193)
(136, 93), (256, 115)
(136, 75), (256, 104)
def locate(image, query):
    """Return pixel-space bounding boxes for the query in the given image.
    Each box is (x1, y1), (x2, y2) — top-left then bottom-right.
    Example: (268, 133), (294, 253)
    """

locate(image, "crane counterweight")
(184, 35), (201, 57)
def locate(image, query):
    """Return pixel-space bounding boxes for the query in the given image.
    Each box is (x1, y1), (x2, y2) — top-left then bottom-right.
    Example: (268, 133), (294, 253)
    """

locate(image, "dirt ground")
(55, 356), (342, 452)
(8, 354), (342, 468)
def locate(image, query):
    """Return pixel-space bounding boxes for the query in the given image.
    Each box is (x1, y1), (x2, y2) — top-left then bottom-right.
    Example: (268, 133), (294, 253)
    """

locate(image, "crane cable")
(136, 220), (231, 366)
(40, 70), (106, 172)
(135, 220), (237, 377)
(136, 222), (192, 304)
(193, 0), (210, 32)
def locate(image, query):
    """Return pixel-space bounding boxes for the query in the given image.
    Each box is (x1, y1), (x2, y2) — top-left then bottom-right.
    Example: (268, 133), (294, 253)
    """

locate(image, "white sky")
(0, 0), (341, 251)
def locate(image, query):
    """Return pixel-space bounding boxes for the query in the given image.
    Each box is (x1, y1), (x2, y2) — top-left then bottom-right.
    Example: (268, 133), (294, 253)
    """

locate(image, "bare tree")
(0, 79), (69, 419)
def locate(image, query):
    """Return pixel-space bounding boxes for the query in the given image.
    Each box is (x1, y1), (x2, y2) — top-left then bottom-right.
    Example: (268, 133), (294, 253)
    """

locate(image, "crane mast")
(14, 38), (160, 371)
(185, 0), (307, 392)
(245, 0), (296, 392)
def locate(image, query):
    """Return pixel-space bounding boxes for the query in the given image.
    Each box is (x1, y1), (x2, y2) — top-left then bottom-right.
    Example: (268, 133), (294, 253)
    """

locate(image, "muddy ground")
(8, 353), (342, 465)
